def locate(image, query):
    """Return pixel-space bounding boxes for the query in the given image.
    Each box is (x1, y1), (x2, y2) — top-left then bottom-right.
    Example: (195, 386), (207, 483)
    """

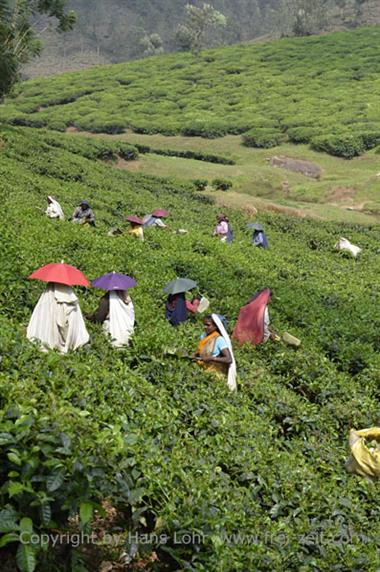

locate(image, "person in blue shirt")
(252, 229), (269, 249)
(193, 315), (232, 377)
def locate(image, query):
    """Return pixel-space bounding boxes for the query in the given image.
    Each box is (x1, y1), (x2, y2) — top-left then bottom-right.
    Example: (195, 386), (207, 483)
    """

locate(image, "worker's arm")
(199, 347), (232, 365)
(87, 296), (109, 322)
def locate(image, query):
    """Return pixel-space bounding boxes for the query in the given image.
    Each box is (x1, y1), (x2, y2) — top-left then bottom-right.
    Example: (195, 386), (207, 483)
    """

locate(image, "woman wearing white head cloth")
(193, 313), (237, 391)
(87, 290), (135, 348)
(46, 196), (65, 220)
(27, 282), (89, 353)
(103, 291), (134, 348)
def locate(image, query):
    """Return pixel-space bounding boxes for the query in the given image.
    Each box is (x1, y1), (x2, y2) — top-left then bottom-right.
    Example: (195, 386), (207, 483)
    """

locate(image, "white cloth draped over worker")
(27, 283), (89, 353)
(46, 196), (65, 220)
(211, 313), (237, 392)
(103, 291), (135, 347)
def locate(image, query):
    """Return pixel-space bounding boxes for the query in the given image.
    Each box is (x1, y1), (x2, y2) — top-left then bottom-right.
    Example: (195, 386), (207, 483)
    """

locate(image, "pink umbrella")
(126, 215), (144, 225)
(152, 209), (170, 218)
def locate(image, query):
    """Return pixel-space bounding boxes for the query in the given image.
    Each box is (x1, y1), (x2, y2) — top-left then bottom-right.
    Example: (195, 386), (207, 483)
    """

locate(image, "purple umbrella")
(92, 272), (137, 291)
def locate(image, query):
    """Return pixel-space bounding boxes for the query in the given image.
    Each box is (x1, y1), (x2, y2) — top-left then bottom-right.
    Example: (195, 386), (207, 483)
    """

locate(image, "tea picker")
(143, 209), (170, 228)
(126, 215), (144, 241)
(87, 272), (136, 348)
(247, 223), (269, 249)
(70, 200), (96, 226)
(46, 196), (65, 220)
(27, 261), (90, 353)
(193, 314), (237, 392)
(164, 277), (197, 326)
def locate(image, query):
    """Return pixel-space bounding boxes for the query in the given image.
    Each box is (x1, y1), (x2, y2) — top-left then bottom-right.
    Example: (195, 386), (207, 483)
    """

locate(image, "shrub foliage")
(0, 124), (379, 571)
(2, 27), (380, 157)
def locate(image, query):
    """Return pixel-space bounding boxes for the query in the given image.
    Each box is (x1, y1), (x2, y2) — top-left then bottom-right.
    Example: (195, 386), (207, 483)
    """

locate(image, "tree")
(175, 3), (227, 56)
(274, 0), (370, 37)
(139, 33), (164, 57)
(274, 0), (330, 36)
(0, 0), (75, 98)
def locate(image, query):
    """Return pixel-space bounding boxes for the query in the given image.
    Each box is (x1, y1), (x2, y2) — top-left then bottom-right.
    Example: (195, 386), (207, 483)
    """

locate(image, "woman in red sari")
(232, 288), (276, 346)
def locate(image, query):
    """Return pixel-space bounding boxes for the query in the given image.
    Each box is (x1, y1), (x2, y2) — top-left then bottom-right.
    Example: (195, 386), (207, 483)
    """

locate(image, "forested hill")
(24, 0), (380, 77)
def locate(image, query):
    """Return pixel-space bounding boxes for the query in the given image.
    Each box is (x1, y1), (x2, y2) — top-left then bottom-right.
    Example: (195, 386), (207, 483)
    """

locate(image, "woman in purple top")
(213, 214), (232, 242)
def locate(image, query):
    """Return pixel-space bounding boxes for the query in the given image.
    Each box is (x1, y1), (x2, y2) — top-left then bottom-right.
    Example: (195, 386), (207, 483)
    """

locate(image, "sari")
(232, 288), (271, 346)
(197, 331), (228, 377)
(128, 225), (144, 241)
(197, 314), (237, 391)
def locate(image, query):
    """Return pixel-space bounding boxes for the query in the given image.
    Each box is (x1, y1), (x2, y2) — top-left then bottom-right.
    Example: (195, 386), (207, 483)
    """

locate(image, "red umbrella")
(152, 209), (170, 218)
(29, 262), (90, 287)
(126, 215), (144, 225)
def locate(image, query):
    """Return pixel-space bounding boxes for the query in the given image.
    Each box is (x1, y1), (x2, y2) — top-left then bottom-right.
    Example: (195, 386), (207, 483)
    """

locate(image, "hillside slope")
(4, 27), (380, 160)
(0, 126), (379, 571)
(22, 0), (380, 77)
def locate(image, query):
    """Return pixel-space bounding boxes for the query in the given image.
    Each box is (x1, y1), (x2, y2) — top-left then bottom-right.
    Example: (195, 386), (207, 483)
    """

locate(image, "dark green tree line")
(0, 0), (75, 97)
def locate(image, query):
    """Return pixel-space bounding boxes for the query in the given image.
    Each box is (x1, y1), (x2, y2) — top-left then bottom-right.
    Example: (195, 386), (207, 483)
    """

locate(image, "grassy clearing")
(75, 130), (380, 223)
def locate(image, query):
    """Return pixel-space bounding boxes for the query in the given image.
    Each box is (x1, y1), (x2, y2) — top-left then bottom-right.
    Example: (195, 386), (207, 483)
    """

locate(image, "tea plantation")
(2, 27), (380, 158)
(0, 125), (379, 571)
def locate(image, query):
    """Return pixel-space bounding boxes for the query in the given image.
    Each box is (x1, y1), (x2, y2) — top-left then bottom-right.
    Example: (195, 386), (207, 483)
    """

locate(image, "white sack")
(334, 237), (361, 258)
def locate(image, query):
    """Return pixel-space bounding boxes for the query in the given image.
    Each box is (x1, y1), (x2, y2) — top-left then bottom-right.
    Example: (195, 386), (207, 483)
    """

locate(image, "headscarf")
(165, 293), (188, 326)
(232, 288), (271, 346)
(46, 196), (64, 220)
(211, 313), (237, 392)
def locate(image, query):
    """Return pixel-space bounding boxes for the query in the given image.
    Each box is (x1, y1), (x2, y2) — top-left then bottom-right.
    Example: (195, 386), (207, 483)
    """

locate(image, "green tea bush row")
(40, 131), (139, 162)
(310, 128), (380, 159)
(133, 142), (235, 164)
(242, 128), (286, 149)
(2, 28), (380, 157)
(310, 133), (366, 159)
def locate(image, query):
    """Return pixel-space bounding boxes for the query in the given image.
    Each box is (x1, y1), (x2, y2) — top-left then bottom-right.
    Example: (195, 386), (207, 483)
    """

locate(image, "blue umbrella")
(164, 278), (197, 295)
(92, 272), (137, 291)
(247, 223), (264, 231)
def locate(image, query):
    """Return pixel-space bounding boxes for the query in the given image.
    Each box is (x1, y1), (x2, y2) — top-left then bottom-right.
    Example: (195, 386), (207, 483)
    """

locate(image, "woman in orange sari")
(193, 314), (237, 391)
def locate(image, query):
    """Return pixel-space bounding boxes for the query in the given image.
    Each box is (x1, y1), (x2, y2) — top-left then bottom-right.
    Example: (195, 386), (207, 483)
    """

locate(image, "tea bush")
(0, 126), (379, 571)
(132, 143), (235, 165)
(212, 178), (233, 191)
(192, 179), (208, 191)
(242, 128), (286, 149)
(310, 133), (366, 159)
